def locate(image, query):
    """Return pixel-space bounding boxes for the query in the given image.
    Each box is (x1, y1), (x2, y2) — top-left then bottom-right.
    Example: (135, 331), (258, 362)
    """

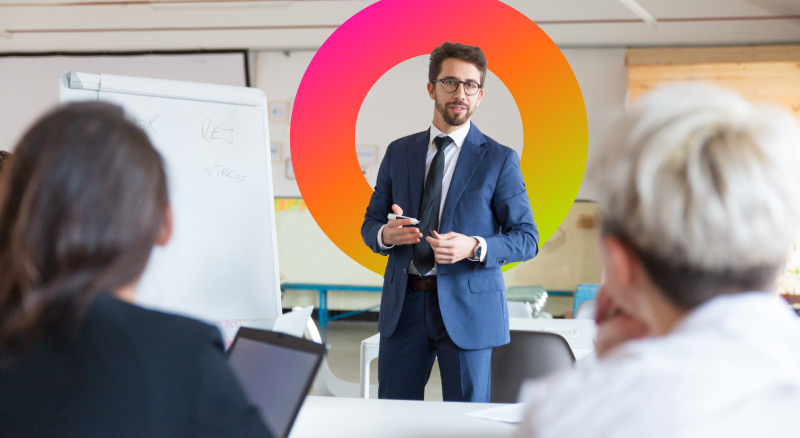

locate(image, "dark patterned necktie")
(412, 135), (453, 276)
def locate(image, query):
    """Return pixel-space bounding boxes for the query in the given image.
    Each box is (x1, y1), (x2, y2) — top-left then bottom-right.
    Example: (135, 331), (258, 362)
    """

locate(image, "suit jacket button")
(402, 268), (408, 275)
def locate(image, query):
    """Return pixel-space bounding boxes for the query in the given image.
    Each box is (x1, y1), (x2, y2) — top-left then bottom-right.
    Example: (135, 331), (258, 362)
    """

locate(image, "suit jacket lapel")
(440, 124), (487, 232)
(407, 130), (430, 219)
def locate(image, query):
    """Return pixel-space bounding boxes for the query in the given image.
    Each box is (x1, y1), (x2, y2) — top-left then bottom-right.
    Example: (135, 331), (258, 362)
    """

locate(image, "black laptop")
(226, 327), (325, 438)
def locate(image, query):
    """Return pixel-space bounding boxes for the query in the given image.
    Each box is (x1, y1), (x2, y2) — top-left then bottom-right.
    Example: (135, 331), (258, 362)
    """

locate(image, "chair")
(574, 299), (597, 320)
(360, 333), (380, 398)
(490, 330), (575, 403)
(506, 285), (548, 318)
(298, 308), (378, 398)
(572, 283), (600, 317)
(507, 301), (534, 319)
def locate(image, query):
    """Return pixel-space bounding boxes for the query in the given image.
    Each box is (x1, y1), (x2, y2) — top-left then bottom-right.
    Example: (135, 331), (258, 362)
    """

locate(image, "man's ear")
(157, 205), (173, 247)
(427, 81), (435, 99)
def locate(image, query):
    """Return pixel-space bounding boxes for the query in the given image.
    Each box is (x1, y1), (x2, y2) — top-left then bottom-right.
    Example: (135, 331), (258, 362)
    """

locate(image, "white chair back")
(294, 307), (378, 398)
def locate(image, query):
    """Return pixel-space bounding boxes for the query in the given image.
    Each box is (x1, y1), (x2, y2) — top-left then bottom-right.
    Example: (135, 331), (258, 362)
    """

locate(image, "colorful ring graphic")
(291, 0), (587, 275)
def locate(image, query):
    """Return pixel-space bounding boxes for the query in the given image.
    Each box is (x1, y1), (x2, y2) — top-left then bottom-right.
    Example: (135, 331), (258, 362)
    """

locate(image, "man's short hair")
(590, 83), (800, 310)
(428, 42), (487, 86)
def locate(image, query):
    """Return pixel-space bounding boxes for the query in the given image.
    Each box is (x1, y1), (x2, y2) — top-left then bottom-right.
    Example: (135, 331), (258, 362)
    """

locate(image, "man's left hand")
(427, 231), (479, 264)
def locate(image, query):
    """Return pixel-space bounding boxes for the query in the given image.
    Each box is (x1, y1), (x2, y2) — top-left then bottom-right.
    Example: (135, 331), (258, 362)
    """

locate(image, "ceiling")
(0, 0), (798, 52)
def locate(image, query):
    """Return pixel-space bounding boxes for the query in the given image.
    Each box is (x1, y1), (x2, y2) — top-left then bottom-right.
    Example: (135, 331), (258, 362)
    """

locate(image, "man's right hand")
(381, 204), (423, 246)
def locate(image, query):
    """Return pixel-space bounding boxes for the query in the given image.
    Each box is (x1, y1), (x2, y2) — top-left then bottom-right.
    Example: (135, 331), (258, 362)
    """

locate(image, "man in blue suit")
(361, 42), (539, 402)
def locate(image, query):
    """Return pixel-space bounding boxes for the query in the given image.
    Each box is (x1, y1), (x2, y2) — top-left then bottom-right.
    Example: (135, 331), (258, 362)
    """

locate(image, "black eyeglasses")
(432, 77), (482, 96)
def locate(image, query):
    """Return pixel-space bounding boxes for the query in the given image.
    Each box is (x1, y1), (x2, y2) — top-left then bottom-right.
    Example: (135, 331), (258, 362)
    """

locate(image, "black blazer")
(0, 293), (272, 438)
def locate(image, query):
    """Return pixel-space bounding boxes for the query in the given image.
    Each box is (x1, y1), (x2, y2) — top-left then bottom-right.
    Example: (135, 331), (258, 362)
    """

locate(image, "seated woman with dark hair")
(0, 103), (271, 437)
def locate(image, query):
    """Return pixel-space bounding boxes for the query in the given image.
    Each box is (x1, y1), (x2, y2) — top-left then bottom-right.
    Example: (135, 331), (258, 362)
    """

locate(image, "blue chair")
(572, 283), (600, 317)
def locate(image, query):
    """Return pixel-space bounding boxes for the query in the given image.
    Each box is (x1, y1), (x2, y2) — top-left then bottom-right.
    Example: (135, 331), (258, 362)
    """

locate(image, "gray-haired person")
(517, 83), (800, 438)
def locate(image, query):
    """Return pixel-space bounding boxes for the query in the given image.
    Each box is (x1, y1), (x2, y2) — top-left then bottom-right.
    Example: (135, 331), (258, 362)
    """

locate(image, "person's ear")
(601, 235), (637, 293)
(427, 81), (436, 100)
(156, 205), (173, 247)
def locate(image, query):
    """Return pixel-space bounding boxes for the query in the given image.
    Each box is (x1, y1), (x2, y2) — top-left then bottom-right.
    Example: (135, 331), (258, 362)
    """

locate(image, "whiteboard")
(60, 72), (281, 331)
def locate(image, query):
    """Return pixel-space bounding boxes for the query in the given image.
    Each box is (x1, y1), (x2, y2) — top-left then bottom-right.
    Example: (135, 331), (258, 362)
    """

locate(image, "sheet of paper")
(272, 305), (314, 338)
(463, 403), (526, 424)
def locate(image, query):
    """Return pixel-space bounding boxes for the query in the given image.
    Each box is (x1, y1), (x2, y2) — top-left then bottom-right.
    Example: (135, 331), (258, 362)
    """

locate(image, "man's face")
(428, 58), (484, 130)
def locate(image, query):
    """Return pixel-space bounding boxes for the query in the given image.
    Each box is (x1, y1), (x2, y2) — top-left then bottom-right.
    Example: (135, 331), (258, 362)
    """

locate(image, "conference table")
(289, 396), (516, 438)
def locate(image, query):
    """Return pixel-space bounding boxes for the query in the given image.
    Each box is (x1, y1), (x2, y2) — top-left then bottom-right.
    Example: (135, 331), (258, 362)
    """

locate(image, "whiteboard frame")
(60, 71), (283, 321)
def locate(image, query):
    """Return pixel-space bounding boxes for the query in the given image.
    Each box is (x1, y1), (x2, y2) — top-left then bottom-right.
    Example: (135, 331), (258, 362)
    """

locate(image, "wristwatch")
(472, 242), (483, 261)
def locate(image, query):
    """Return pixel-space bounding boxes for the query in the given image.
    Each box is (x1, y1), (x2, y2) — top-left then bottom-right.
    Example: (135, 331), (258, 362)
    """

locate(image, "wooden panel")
(628, 61), (800, 122)
(627, 45), (800, 66)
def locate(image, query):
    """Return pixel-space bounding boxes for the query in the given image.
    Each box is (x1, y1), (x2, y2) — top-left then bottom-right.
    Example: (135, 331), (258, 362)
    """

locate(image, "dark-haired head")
(428, 42), (487, 87)
(0, 102), (169, 355)
(0, 151), (11, 173)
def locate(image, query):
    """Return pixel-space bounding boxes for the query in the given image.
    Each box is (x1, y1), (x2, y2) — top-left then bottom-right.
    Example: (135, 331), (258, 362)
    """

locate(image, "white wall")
(561, 48), (629, 200)
(254, 50), (314, 197)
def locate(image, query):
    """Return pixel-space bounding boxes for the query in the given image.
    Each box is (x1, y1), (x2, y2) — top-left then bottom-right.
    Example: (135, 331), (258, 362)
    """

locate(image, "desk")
(289, 396), (515, 438)
(359, 319), (598, 399)
(281, 283), (381, 328)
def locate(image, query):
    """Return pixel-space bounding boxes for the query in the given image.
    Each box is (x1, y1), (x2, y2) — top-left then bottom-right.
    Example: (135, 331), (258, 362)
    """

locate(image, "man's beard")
(436, 99), (472, 127)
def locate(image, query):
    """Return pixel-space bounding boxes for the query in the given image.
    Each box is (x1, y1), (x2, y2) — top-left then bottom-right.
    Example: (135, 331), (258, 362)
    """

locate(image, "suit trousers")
(377, 283), (492, 402)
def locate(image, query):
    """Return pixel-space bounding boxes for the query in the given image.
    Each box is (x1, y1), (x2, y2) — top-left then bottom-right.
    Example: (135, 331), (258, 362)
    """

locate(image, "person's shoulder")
(388, 130), (428, 148)
(516, 353), (659, 436)
(469, 126), (515, 156)
(93, 294), (221, 348)
(382, 130), (428, 161)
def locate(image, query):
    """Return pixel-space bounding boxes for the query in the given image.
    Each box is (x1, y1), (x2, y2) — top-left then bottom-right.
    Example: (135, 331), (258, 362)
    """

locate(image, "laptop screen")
(227, 328), (324, 438)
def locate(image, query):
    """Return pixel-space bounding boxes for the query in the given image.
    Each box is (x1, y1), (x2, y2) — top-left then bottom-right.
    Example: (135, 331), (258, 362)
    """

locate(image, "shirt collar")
(429, 121), (470, 149)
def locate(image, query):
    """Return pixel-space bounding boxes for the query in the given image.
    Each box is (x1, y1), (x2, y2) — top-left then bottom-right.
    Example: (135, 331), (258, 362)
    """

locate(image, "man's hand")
(594, 285), (650, 359)
(381, 204), (423, 246)
(427, 231), (479, 264)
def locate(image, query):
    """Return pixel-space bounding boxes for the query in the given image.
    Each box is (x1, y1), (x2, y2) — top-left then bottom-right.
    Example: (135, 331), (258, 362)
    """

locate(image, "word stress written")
(204, 165), (246, 183)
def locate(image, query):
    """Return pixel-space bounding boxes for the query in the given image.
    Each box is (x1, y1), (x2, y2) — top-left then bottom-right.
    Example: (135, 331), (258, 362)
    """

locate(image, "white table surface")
(289, 396), (516, 438)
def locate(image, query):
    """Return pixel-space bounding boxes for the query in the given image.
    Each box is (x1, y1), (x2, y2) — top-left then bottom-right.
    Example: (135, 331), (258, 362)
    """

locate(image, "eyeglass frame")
(431, 77), (483, 96)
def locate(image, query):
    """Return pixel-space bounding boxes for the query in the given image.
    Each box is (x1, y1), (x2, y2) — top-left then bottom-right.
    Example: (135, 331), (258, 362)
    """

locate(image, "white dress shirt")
(516, 292), (800, 438)
(377, 122), (486, 276)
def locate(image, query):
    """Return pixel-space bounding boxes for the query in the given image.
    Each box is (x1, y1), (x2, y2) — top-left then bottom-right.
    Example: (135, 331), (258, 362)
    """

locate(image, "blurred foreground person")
(517, 84), (800, 438)
(0, 150), (11, 173)
(0, 103), (271, 438)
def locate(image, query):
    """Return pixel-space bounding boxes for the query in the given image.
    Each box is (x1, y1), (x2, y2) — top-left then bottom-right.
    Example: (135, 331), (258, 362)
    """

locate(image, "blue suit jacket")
(361, 124), (539, 350)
